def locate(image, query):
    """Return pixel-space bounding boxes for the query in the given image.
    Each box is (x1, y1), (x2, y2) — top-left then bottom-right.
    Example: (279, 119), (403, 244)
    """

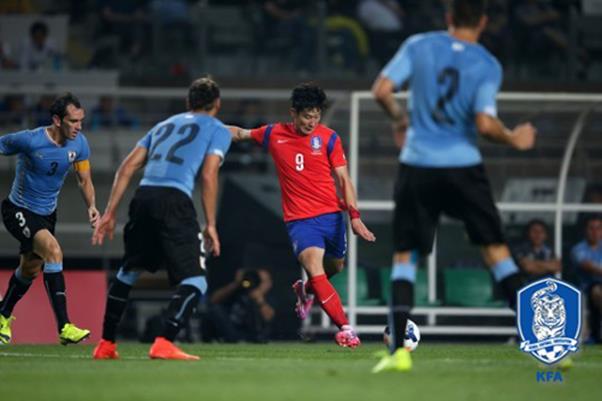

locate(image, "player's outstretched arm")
(334, 165), (376, 243)
(0, 131), (29, 156)
(92, 146), (147, 245)
(475, 113), (537, 151)
(226, 125), (252, 142)
(201, 154), (222, 256)
(74, 162), (100, 228)
(372, 75), (408, 149)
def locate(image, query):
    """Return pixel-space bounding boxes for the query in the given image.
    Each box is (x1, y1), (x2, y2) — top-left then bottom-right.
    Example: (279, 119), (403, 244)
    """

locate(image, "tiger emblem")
(531, 281), (566, 341)
(518, 277), (581, 365)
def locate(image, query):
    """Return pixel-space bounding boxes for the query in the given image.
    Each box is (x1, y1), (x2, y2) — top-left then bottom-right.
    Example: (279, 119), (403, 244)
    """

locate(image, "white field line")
(0, 351), (147, 360)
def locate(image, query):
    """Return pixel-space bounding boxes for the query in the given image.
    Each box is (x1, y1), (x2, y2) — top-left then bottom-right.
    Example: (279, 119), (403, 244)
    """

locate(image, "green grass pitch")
(1, 342), (601, 401)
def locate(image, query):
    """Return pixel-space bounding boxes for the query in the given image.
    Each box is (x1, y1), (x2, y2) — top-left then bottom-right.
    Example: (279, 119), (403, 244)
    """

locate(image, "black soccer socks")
(0, 270), (32, 318)
(43, 272), (70, 331)
(102, 278), (133, 342)
(499, 272), (525, 311)
(389, 279), (414, 353)
(162, 285), (200, 342)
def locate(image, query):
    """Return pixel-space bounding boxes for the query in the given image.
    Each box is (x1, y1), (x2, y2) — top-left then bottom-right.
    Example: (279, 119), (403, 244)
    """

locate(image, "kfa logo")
(536, 371), (563, 383)
(517, 278), (581, 365)
(68, 151), (77, 162)
(310, 136), (322, 154)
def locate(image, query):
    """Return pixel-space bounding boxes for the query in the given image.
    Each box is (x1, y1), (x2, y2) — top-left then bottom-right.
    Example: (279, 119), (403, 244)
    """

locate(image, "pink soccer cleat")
(335, 325), (361, 348)
(292, 279), (314, 320)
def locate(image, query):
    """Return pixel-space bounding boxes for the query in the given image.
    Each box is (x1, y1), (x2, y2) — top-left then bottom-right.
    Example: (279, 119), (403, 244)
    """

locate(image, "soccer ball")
(383, 319), (421, 352)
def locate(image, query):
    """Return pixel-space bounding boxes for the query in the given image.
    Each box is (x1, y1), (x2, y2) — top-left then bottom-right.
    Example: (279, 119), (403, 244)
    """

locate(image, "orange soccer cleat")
(92, 339), (120, 360)
(148, 337), (200, 361)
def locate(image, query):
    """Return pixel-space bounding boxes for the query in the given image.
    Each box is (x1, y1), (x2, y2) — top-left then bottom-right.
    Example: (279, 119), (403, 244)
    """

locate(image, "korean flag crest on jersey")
(310, 135), (322, 154)
(68, 151), (77, 162)
(517, 278), (581, 365)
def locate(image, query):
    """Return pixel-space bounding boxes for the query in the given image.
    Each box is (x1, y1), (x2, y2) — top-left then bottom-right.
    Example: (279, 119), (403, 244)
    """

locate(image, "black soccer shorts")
(121, 186), (205, 285)
(1, 198), (57, 254)
(392, 163), (505, 255)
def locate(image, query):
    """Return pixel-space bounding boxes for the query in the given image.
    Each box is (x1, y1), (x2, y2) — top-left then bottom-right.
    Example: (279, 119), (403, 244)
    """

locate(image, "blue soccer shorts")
(285, 211), (347, 259)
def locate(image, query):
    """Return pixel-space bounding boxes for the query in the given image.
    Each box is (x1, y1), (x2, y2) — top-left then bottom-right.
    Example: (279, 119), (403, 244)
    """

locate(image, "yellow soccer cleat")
(371, 348), (412, 373)
(59, 323), (90, 345)
(557, 356), (574, 371)
(0, 315), (15, 345)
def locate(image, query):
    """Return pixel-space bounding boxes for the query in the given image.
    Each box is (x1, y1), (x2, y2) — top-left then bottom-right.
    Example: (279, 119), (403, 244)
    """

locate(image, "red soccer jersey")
(251, 122), (347, 222)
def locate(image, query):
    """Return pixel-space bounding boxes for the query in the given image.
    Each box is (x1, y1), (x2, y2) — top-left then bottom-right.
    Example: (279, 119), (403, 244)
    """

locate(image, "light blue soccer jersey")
(0, 127), (90, 215)
(571, 240), (602, 289)
(381, 31), (502, 167)
(137, 112), (231, 198)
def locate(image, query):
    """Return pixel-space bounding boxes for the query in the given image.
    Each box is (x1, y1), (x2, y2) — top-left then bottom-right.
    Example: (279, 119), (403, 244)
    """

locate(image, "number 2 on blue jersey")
(148, 122), (200, 165)
(432, 67), (459, 125)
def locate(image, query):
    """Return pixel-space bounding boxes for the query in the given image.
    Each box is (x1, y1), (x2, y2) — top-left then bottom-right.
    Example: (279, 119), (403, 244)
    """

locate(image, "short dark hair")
(449, 0), (487, 28)
(291, 82), (327, 113)
(49, 92), (82, 120)
(30, 21), (49, 36)
(584, 214), (602, 228)
(524, 218), (548, 237)
(188, 77), (220, 111)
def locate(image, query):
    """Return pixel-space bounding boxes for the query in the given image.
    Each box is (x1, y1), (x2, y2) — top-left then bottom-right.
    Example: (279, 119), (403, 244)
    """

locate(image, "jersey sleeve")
(0, 130), (32, 156)
(76, 134), (90, 162)
(473, 61), (502, 117)
(208, 126), (232, 160)
(327, 134), (347, 168)
(380, 36), (414, 88)
(251, 125), (268, 147)
(136, 126), (155, 149)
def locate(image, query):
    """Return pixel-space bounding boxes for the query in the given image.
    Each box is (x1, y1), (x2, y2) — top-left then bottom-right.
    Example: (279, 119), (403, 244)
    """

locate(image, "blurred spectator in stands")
(89, 96), (139, 131)
(203, 268), (275, 343)
(19, 21), (63, 71)
(149, 0), (195, 58)
(513, 0), (571, 72)
(150, 0), (190, 29)
(513, 219), (562, 282)
(0, 40), (18, 70)
(403, 0), (447, 34)
(258, 0), (315, 73)
(96, 0), (150, 62)
(356, 0), (405, 66)
(326, 0), (369, 73)
(480, 0), (510, 63)
(0, 95), (26, 126)
(30, 95), (54, 127)
(571, 215), (602, 344)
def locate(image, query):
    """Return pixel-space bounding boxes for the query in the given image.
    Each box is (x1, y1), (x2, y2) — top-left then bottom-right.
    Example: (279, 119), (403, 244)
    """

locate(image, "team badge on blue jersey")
(517, 278), (580, 365)
(68, 151), (76, 162)
(310, 135), (322, 153)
